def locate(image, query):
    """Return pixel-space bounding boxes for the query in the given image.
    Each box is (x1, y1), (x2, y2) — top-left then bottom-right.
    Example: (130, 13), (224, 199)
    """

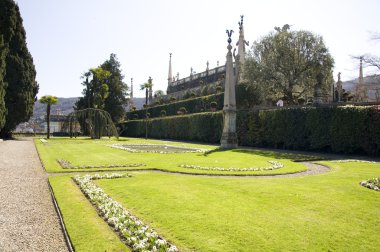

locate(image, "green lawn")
(96, 161), (379, 251)
(36, 137), (309, 175)
(49, 175), (129, 251)
(44, 138), (380, 251)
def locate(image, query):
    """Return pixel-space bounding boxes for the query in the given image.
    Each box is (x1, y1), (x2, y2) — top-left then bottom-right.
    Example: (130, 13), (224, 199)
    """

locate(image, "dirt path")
(0, 139), (68, 252)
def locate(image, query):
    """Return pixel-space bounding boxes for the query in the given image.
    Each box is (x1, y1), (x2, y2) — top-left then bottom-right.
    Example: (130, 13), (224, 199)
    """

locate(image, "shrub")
(126, 93), (224, 120)
(121, 112), (223, 143)
(178, 107), (187, 114)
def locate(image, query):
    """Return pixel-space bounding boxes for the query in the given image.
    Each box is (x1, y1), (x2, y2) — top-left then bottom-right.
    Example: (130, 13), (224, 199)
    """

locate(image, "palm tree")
(39, 95), (58, 139)
(140, 77), (154, 105)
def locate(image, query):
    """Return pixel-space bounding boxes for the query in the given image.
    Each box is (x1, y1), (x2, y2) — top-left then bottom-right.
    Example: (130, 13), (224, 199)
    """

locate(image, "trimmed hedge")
(238, 106), (380, 155)
(121, 112), (223, 143)
(121, 106), (380, 155)
(126, 93), (224, 119)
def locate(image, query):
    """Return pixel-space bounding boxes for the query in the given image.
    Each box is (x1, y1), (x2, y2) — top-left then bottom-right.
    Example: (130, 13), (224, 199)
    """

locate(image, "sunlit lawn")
(36, 137), (309, 175)
(44, 137), (380, 251)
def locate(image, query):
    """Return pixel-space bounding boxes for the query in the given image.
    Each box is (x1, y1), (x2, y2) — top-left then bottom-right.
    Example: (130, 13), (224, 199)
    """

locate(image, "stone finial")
(206, 61), (209, 71)
(226, 30), (233, 45)
(238, 15), (244, 31)
(338, 72), (341, 82)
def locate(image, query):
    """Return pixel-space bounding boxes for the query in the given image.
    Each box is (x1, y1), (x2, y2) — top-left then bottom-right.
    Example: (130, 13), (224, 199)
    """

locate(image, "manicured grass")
(35, 137), (309, 175)
(49, 176), (129, 251)
(94, 161), (380, 251)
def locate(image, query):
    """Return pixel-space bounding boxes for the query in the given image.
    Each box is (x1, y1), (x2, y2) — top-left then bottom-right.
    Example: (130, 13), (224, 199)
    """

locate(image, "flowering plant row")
(333, 159), (378, 163)
(360, 178), (380, 192)
(57, 159), (145, 169)
(108, 144), (206, 154)
(73, 173), (178, 252)
(179, 160), (284, 172)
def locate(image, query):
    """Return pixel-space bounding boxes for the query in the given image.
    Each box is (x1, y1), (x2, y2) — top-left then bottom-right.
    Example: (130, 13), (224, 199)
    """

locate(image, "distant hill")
(342, 74), (380, 101)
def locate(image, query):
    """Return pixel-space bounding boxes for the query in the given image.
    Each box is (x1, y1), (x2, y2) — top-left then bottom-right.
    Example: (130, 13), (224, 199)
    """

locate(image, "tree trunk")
(145, 88), (148, 105)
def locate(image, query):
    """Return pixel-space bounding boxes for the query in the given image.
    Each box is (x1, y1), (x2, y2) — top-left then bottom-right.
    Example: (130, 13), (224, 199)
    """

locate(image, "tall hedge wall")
(122, 112), (223, 143)
(237, 106), (380, 155)
(126, 93), (224, 119)
(121, 106), (380, 155)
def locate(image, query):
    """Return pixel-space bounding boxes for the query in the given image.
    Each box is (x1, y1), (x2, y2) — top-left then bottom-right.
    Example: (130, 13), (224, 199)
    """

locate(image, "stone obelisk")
(220, 30), (238, 149)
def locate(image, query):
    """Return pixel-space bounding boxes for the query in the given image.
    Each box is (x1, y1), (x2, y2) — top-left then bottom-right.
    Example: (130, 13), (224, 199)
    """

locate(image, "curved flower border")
(108, 144), (206, 154)
(73, 173), (178, 252)
(57, 159), (145, 169)
(360, 178), (380, 192)
(333, 159), (378, 163)
(179, 160), (284, 172)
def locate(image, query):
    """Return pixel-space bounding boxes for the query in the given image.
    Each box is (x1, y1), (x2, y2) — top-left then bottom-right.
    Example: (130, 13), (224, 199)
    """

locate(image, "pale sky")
(17, 0), (380, 98)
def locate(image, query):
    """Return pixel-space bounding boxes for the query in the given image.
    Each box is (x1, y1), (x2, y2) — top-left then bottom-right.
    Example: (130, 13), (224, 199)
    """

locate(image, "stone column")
(148, 76), (153, 104)
(221, 30), (238, 149)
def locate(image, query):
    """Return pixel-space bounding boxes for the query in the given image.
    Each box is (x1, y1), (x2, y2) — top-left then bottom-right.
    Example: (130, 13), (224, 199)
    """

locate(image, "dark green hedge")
(121, 106), (380, 155)
(238, 106), (380, 155)
(126, 93), (224, 119)
(121, 112), (223, 143)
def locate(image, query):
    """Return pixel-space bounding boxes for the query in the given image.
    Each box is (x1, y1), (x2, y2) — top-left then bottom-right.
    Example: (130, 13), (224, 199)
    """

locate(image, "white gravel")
(0, 138), (68, 251)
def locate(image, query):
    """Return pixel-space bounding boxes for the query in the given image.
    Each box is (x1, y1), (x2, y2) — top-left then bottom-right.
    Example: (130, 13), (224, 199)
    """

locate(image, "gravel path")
(0, 139), (68, 252)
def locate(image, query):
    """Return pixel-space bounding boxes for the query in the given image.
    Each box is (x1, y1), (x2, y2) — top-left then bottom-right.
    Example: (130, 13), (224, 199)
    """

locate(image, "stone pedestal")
(220, 110), (238, 148)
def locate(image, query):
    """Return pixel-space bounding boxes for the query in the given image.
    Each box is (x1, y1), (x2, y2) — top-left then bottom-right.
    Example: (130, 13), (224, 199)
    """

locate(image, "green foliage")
(121, 112), (223, 143)
(126, 93), (224, 119)
(76, 54), (128, 125)
(239, 106), (380, 155)
(178, 107), (187, 114)
(0, 36), (7, 130)
(101, 54), (129, 123)
(64, 108), (118, 139)
(76, 67), (111, 110)
(39, 95), (58, 139)
(0, 0), (39, 138)
(126, 105), (379, 155)
(140, 78), (153, 106)
(244, 25), (334, 104)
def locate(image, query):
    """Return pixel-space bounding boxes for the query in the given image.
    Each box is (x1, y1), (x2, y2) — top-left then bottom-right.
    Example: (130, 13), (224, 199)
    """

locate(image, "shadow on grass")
(204, 148), (327, 162)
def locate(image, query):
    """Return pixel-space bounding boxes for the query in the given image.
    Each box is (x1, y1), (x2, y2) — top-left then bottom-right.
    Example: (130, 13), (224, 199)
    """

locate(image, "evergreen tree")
(75, 54), (128, 123)
(244, 25), (334, 105)
(101, 54), (129, 123)
(0, 36), (7, 130)
(0, 0), (39, 138)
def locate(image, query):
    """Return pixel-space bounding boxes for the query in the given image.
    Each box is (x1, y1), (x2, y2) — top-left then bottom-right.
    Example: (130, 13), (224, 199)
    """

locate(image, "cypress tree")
(101, 54), (128, 123)
(0, 0), (39, 138)
(0, 35), (7, 130)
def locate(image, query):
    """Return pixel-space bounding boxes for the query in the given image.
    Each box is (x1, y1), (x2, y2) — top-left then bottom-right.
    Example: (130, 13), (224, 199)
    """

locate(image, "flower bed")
(360, 178), (380, 192)
(73, 173), (178, 252)
(57, 159), (145, 169)
(108, 144), (206, 154)
(179, 160), (284, 172)
(333, 159), (378, 164)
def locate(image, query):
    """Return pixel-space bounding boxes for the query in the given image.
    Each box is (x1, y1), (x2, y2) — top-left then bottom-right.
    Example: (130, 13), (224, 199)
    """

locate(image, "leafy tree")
(39, 95), (58, 139)
(154, 90), (165, 98)
(76, 54), (128, 124)
(64, 108), (118, 139)
(244, 25), (334, 105)
(101, 54), (129, 123)
(0, 36), (7, 130)
(0, 0), (39, 138)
